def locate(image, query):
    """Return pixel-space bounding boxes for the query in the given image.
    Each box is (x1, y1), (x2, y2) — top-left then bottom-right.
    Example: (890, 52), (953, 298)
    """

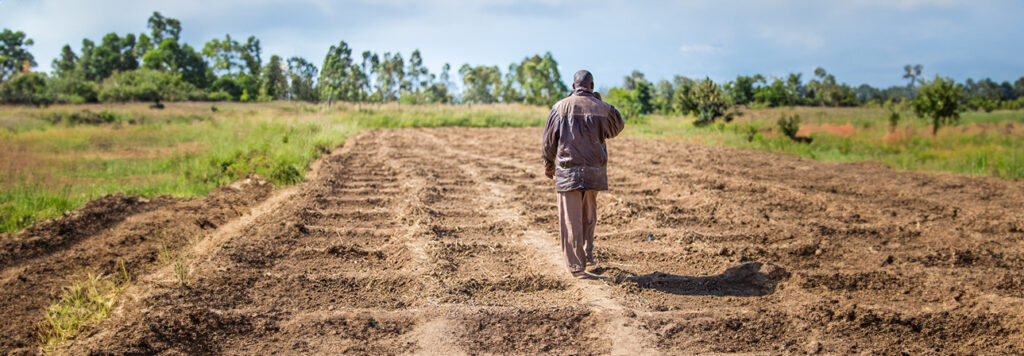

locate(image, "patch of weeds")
(38, 261), (131, 353)
(174, 258), (190, 286)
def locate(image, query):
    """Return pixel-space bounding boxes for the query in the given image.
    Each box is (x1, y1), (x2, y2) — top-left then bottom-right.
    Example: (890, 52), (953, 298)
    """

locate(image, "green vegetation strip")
(0, 102), (546, 233)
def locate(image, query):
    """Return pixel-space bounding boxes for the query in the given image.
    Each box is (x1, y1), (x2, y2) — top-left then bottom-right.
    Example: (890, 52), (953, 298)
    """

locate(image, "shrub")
(691, 78), (729, 126)
(0, 72), (53, 106)
(777, 113), (801, 140)
(98, 69), (196, 103)
(912, 75), (965, 135)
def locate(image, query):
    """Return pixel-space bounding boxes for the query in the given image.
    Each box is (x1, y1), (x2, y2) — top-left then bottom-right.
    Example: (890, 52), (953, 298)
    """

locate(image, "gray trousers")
(557, 190), (597, 274)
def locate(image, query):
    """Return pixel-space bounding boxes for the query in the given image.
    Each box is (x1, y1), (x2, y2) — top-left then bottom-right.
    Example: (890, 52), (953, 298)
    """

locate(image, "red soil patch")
(796, 123), (856, 137)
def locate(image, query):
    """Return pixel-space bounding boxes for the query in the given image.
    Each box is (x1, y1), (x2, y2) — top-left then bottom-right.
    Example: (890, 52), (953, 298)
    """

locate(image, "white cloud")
(679, 44), (723, 54)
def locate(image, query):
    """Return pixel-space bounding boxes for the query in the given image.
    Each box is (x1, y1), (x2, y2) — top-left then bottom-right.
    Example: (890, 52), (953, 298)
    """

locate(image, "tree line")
(2, 12), (1023, 118)
(0, 12), (567, 107)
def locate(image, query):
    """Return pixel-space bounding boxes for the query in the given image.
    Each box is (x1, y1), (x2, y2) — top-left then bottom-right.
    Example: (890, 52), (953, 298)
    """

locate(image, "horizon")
(2, 0), (1022, 89)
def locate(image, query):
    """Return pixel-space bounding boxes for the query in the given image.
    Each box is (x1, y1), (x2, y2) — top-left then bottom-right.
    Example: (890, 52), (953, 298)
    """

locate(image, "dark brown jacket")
(542, 88), (625, 192)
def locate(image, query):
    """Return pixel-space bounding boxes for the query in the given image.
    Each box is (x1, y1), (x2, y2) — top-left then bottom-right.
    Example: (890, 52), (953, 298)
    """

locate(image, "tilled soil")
(4, 127), (1023, 354)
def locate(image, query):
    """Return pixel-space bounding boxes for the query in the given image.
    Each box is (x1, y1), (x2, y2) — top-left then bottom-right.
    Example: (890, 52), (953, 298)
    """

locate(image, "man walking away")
(542, 70), (625, 279)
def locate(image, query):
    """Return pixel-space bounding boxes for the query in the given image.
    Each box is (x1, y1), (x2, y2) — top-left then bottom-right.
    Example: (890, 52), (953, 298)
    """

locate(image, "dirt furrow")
(8, 126), (1018, 355)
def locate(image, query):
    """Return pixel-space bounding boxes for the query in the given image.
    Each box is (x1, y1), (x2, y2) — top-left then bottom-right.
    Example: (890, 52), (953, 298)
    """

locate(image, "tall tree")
(459, 64), (501, 104)
(515, 52), (567, 106)
(51, 44), (78, 77)
(286, 56), (318, 101)
(0, 29), (36, 81)
(261, 55), (287, 100)
(903, 64), (923, 99)
(77, 33), (139, 81)
(319, 41), (362, 104)
(147, 12), (182, 43)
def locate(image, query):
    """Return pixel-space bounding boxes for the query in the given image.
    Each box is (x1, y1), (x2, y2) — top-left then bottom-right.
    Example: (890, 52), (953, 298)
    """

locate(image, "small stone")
(647, 234), (655, 242)
(806, 340), (822, 354)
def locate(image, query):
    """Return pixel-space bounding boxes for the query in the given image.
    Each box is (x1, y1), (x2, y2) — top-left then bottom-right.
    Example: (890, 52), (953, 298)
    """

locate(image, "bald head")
(573, 70), (594, 90)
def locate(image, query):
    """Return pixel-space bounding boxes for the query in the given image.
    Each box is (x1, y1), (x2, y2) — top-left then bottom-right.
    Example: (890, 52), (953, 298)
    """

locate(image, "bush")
(98, 69), (196, 103)
(0, 72), (53, 106)
(912, 75), (965, 135)
(46, 74), (99, 103)
(777, 113), (801, 140)
(691, 78), (729, 126)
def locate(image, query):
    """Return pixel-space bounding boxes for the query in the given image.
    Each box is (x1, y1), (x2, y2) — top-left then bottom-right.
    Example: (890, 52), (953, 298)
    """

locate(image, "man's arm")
(542, 108), (559, 178)
(603, 105), (625, 139)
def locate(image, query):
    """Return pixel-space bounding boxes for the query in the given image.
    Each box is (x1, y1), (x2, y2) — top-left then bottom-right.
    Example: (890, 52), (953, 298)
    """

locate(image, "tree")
(725, 74), (763, 106)
(240, 36), (262, 76)
(499, 62), (523, 103)
(459, 64), (501, 104)
(147, 12), (181, 43)
(51, 44), (77, 77)
(653, 79), (674, 114)
(623, 70), (646, 90)
(319, 41), (362, 104)
(203, 35), (242, 74)
(77, 33), (140, 81)
(690, 78), (729, 125)
(911, 75), (965, 135)
(903, 64), (923, 99)
(633, 79), (654, 115)
(1, 29), (36, 81)
(261, 55), (287, 100)
(515, 52), (567, 106)
(286, 56), (318, 101)
(142, 38), (209, 88)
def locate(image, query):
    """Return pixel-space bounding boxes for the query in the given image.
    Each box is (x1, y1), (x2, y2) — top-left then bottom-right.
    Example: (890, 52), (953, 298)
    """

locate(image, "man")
(542, 70), (625, 279)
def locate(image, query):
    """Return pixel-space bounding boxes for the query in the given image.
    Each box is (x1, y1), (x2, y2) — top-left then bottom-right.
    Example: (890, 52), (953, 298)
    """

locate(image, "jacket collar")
(571, 87), (595, 97)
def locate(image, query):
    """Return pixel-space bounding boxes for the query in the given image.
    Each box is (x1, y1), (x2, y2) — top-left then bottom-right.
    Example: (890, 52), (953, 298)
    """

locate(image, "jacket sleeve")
(604, 105), (625, 139)
(542, 108), (559, 170)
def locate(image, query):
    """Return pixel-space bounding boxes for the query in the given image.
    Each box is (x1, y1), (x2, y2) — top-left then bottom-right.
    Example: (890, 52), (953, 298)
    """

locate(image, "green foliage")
(604, 87), (639, 120)
(98, 69), (197, 102)
(39, 273), (130, 353)
(1, 28), (36, 81)
(318, 41), (364, 104)
(459, 64), (501, 104)
(286, 56), (319, 102)
(0, 72), (52, 106)
(776, 113), (801, 140)
(912, 75), (965, 135)
(77, 33), (140, 82)
(261, 55), (287, 100)
(514, 52), (567, 106)
(691, 78), (729, 126)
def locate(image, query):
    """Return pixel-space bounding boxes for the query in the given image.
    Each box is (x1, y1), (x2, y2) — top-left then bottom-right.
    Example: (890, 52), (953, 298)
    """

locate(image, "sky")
(1, 0), (1022, 89)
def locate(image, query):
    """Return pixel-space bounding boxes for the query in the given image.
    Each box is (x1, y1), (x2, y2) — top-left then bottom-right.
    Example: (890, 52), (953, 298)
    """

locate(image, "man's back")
(542, 88), (624, 192)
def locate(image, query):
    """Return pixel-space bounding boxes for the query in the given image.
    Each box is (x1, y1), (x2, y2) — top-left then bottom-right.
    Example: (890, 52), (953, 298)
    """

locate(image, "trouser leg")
(558, 190), (586, 274)
(581, 190), (598, 264)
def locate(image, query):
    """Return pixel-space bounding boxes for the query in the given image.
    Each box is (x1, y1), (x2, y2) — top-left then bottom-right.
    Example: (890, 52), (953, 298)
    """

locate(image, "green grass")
(0, 102), (547, 234)
(38, 264), (131, 354)
(627, 106), (1023, 180)
(2, 102), (1020, 234)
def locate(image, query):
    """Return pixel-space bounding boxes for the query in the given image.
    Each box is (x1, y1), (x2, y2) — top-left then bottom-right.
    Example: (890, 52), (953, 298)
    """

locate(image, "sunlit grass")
(626, 108), (1023, 180)
(0, 102), (547, 233)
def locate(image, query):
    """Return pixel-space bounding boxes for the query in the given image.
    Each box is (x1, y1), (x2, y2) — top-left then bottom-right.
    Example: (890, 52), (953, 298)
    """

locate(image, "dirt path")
(7, 127), (1021, 354)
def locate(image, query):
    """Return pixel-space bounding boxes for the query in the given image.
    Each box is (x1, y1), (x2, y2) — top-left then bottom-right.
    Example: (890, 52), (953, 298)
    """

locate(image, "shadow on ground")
(591, 262), (790, 297)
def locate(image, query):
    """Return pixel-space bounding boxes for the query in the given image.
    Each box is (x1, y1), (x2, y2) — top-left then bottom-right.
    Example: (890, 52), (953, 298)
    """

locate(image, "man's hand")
(545, 167), (555, 179)
(593, 92), (602, 101)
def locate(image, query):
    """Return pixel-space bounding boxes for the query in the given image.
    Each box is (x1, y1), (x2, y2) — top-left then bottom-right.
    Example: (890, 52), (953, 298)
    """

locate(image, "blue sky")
(1, 0), (1022, 88)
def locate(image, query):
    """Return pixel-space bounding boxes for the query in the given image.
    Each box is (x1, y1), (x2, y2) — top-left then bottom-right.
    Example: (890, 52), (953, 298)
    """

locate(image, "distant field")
(0, 102), (547, 233)
(632, 106), (1024, 181)
(1, 102), (1021, 233)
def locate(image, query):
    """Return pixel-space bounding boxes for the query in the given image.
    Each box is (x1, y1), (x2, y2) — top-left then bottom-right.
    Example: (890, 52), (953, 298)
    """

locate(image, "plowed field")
(3, 128), (1023, 354)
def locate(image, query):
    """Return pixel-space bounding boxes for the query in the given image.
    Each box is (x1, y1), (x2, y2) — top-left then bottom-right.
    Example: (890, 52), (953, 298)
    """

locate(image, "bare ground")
(3, 127), (1023, 354)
